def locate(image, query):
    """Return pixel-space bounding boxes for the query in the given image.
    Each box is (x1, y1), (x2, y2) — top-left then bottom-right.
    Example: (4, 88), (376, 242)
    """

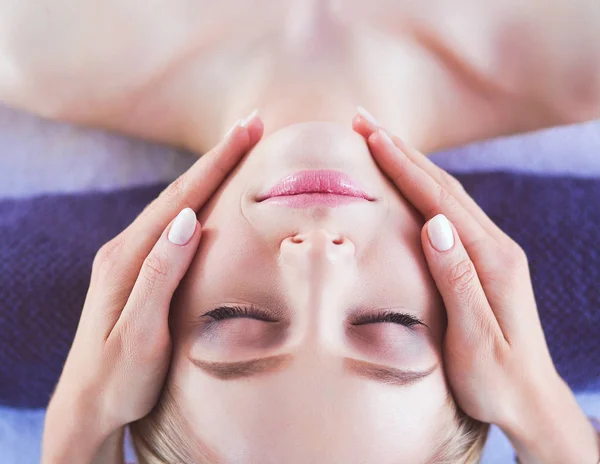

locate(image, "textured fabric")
(1, 173), (599, 408)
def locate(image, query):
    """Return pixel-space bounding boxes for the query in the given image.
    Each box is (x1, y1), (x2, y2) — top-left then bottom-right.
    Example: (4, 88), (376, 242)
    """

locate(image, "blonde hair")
(429, 402), (490, 464)
(130, 385), (489, 464)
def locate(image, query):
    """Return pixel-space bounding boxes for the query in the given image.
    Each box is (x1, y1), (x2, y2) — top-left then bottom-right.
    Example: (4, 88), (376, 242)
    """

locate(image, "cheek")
(354, 219), (445, 344)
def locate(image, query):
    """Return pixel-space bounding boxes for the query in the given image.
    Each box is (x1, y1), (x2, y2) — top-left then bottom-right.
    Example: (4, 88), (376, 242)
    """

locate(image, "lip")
(257, 170), (375, 208)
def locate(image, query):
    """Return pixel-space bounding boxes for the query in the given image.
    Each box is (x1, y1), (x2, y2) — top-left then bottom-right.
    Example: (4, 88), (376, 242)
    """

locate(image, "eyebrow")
(343, 358), (437, 386)
(189, 354), (437, 386)
(189, 354), (293, 380)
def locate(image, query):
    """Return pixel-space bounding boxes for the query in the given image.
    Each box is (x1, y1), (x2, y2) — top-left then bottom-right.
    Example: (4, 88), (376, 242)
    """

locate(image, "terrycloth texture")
(1, 173), (599, 408)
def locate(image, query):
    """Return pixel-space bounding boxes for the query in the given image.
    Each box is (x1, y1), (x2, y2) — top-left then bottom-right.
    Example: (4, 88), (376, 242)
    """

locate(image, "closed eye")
(351, 311), (426, 328)
(202, 307), (425, 328)
(202, 305), (278, 323)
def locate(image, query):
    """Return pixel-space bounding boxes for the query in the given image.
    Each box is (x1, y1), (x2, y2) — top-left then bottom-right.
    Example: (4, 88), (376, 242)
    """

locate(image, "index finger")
(353, 113), (507, 243)
(118, 112), (263, 272)
(367, 129), (494, 261)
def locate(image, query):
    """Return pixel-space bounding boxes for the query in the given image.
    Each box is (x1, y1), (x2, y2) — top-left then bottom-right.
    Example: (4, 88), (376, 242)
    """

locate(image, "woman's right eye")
(203, 305), (277, 323)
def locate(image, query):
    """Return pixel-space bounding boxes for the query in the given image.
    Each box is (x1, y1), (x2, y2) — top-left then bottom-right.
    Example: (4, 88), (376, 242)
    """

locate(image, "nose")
(279, 229), (355, 266)
(278, 228), (356, 305)
(279, 229), (357, 350)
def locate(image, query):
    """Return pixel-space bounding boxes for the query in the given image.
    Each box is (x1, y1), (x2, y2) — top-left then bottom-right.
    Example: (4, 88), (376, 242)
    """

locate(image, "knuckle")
(439, 170), (465, 193)
(160, 175), (187, 205)
(447, 259), (478, 296)
(432, 184), (458, 215)
(93, 236), (124, 272)
(501, 241), (528, 271)
(141, 253), (171, 285)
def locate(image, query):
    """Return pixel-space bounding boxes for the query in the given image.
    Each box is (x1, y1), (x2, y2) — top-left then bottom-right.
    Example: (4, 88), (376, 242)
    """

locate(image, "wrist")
(43, 386), (120, 464)
(499, 376), (599, 464)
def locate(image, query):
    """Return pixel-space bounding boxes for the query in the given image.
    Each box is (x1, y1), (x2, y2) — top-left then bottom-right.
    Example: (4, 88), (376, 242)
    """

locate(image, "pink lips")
(258, 170), (374, 207)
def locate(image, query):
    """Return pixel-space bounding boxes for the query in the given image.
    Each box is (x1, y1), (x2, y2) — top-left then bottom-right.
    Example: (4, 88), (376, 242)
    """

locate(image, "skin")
(42, 118), (264, 464)
(168, 121), (453, 463)
(4, 1), (595, 462)
(42, 114), (600, 464)
(358, 119), (600, 464)
(1, 0), (599, 154)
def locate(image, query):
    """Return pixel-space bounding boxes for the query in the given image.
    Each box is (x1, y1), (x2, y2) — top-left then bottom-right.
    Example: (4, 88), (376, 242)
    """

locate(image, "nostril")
(291, 236), (304, 244)
(332, 237), (344, 245)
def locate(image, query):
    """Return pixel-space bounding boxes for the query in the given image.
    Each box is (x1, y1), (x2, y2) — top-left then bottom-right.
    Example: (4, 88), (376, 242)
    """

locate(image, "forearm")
(42, 390), (124, 464)
(501, 377), (600, 464)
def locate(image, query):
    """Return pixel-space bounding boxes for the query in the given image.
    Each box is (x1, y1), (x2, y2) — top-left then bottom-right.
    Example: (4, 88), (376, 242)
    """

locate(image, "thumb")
(115, 207), (201, 337)
(421, 214), (500, 342)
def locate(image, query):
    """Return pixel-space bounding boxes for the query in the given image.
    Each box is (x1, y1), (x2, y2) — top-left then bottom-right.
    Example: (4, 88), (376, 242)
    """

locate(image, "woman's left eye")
(351, 311), (425, 328)
(203, 305), (277, 323)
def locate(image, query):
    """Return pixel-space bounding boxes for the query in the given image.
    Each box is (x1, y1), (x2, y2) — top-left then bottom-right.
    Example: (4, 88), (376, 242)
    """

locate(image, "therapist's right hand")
(42, 110), (263, 464)
(354, 110), (600, 464)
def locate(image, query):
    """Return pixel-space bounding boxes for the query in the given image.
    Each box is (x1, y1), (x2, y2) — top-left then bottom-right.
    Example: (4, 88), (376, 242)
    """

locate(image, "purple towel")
(1, 172), (599, 408)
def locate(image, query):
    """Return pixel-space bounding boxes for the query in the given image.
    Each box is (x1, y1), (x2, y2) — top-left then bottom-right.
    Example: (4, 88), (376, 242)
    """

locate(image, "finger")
(110, 207), (201, 341)
(353, 109), (507, 243)
(126, 110), (262, 247)
(368, 128), (493, 258)
(421, 214), (505, 344)
(97, 111), (262, 294)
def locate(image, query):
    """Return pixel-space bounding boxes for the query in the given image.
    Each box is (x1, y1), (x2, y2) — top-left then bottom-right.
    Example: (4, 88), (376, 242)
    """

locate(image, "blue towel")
(0, 172), (599, 408)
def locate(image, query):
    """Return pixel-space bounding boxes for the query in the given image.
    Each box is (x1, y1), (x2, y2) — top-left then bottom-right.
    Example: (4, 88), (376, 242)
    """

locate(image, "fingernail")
(168, 208), (197, 245)
(240, 108), (258, 127)
(357, 106), (379, 126)
(428, 214), (455, 252)
(225, 119), (243, 138)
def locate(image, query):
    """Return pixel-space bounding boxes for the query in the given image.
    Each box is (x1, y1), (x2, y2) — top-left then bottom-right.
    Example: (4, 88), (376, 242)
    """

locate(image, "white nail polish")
(240, 108), (258, 127)
(168, 208), (197, 245)
(428, 214), (455, 252)
(225, 119), (243, 138)
(357, 106), (379, 126)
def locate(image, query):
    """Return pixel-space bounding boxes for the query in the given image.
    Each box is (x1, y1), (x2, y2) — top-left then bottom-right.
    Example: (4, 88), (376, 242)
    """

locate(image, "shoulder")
(419, 0), (600, 125)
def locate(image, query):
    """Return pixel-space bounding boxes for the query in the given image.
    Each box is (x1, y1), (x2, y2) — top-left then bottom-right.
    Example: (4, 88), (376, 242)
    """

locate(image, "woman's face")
(169, 122), (454, 463)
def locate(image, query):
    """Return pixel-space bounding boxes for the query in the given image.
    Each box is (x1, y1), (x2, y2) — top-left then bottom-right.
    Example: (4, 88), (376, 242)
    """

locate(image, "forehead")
(168, 347), (453, 464)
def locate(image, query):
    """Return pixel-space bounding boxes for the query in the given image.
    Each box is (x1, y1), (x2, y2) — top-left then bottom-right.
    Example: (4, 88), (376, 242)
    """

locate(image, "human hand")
(42, 111), (263, 464)
(353, 107), (600, 464)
